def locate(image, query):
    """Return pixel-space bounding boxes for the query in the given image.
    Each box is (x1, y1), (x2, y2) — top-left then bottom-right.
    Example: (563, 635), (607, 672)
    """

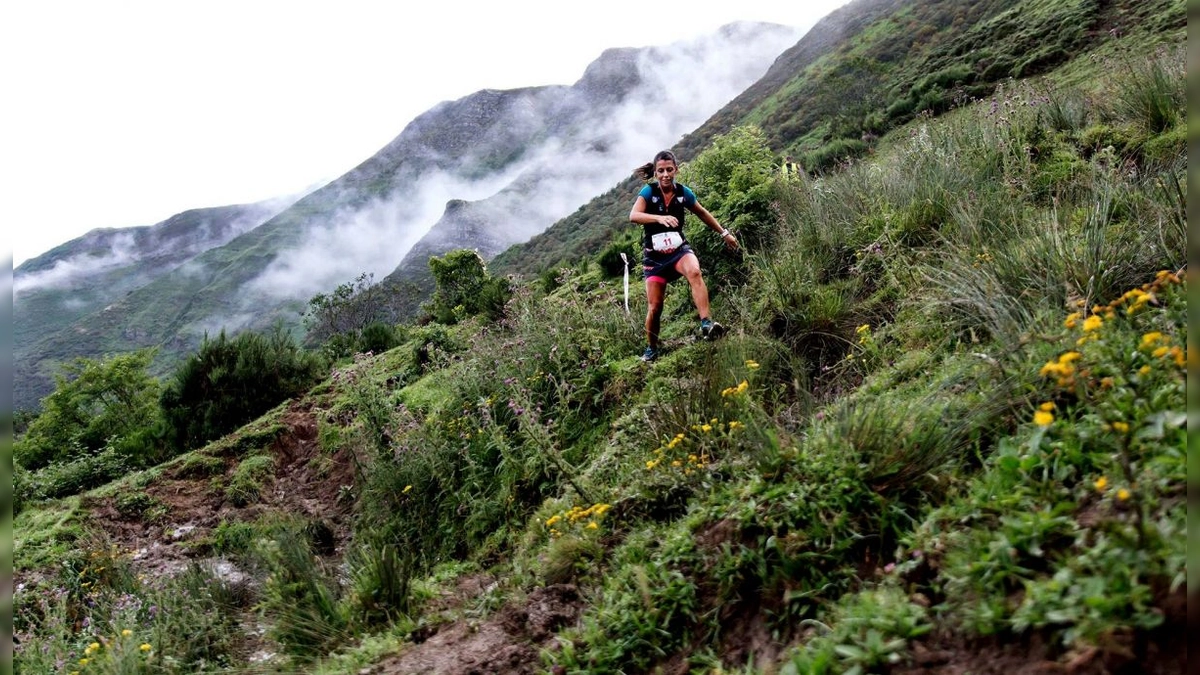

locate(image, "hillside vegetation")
(11, 12), (1187, 675)
(492, 0), (1185, 277)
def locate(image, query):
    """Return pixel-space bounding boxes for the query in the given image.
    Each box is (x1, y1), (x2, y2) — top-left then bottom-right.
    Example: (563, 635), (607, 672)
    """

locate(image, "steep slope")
(13, 21), (801, 411)
(491, 0), (1184, 277)
(13, 199), (293, 411)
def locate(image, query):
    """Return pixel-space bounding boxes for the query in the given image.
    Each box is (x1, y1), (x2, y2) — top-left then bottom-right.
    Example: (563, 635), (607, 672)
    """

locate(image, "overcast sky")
(3, 0), (848, 267)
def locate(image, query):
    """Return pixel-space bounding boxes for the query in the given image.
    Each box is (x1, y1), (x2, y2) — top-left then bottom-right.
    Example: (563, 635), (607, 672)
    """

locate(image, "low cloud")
(14, 233), (139, 296)
(245, 23), (802, 303)
(246, 166), (531, 301)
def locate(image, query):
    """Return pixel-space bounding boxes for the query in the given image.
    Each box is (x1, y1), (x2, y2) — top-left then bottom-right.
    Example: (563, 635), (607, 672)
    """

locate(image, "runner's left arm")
(688, 202), (739, 250)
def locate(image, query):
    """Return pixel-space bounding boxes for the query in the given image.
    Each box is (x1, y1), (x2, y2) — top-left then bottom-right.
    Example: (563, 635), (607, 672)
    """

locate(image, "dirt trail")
(364, 580), (582, 675)
(85, 403), (356, 577)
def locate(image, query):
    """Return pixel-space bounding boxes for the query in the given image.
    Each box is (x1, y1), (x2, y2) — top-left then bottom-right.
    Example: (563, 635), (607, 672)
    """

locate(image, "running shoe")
(700, 318), (726, 341)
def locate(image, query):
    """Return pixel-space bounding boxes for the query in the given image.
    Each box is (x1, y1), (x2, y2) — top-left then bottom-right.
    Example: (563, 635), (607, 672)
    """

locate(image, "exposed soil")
(83, 402), (357, 578)
(74, 401), (588, 674)
(364, 582), (583, 675)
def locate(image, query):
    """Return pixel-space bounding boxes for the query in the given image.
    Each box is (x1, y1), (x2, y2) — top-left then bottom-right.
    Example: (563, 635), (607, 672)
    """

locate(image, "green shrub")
(356, 322), (399, 355)
(1077, 124), (1134, 158)
(1139, 124), (1185, 164)
(160, 325), (326, 453)
(595, 230), (640, 280)
(114, 491), (166, 520)
(348, 541), (412, 626)
(212, 519), (261, 556)
(424, 249), (512, 324)
(1109, 52), (1184, 135)
(800, 137), (869, 173)
(15, 349), (163, 471)
(21, 447), (130, 502)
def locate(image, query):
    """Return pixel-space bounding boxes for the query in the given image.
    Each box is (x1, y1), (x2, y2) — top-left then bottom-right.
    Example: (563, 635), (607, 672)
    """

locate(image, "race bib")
(651, 231), (684, 253)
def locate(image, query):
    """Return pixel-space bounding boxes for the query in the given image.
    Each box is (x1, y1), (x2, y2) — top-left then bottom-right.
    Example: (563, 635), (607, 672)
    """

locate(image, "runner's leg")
(675, 253), (710, 320)
(645, 279), (666, 348)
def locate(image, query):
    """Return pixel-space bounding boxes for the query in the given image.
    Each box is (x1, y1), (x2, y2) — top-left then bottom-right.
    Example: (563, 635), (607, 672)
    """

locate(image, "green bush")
(348, 541), (412, 626)
(20, 447), (130, 502)
(1109, 52), (1184, 135)
(424, 249), (512, 324)
(800, 137), (869, 173)
(15, 349), (164, 471)
(160, 325), (326, 453)
(260, 527), (350, 659)
(356, 322), (400, 355)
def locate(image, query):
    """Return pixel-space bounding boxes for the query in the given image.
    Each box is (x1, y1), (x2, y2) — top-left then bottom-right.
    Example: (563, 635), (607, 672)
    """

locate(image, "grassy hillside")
(492, 0), (1184, 279)
(12, 13), (1186, 675)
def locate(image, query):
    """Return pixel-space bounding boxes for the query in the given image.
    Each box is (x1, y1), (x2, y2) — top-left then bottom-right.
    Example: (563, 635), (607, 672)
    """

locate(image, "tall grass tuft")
(823, 384), (1007, 501)
(261, 527), (350, 660)
(348, 541), (412, 627)
(1108, 50), (1184, 135)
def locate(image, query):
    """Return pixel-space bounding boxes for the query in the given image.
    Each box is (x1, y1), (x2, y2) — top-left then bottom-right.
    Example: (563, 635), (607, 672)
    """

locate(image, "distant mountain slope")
(491, 0), (1184, 278)
(14, 21), (802, 411)
(13, 199), (291, 396)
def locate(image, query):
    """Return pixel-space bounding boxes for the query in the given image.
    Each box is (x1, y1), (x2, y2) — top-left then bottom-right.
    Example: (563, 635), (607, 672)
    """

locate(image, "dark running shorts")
(642, 245), (694, 283)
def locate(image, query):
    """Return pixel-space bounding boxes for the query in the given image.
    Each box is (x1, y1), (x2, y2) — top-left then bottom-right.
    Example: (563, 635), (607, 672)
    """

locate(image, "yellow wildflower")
(1059, 351), (1081, 363)
(402, 485), (412, 494)
(122, 629), (133, 637)
(701, 424), (712, 433)
(1111, 421), (1129, 433)
(1116, 488), (1131, 501)
(586, 522), (599, 530)
(545, 515), (561, 527)
(79, 659), (89, 666)
(1081, 315), (1103, 332)
(1140, 332), (1164, 349)
(1033, 410), (1054, 427)
(728, 421), (744, 430)
(1138, 365), (1152, 376)
(1094, 476), (1108, 491)
(1038, 401), (1056, 412)
(1152, 346), (1170, 358)
(1063, 312), (1081, 329)
(140, 644), (152, 652)
(1170, 346), (1184, 367)
(1039, 361), (1063, 377)
(736, 380), (748, 394)
(745, 359), (760, 369)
